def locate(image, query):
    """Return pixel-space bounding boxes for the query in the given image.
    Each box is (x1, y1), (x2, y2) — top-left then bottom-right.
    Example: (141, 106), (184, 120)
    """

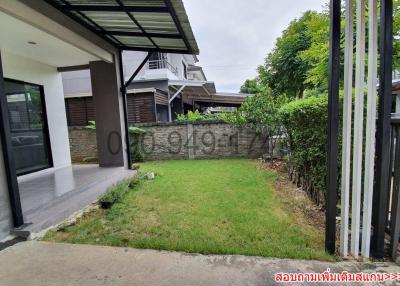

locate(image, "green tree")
(260, 11), (316, 99)
(245, 2), (400, 99)
(240, 79), (259, 94)
(226, 88), (288, 162)
(300, 11), (330, 90)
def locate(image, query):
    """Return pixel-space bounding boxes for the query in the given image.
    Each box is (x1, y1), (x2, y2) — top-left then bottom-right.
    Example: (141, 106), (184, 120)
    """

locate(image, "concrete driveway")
(0, 241), (399, 286)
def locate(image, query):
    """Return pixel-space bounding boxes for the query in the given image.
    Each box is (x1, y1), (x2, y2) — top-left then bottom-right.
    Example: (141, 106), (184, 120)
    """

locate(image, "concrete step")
(10, 223), (33, 239)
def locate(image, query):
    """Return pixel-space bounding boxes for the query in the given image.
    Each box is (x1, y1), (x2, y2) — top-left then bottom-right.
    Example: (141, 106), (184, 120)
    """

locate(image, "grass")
(43, 159), (333, 261)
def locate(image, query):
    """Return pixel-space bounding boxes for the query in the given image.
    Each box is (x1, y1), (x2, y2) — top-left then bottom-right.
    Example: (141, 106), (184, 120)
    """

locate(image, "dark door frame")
(3, 78), (54, 176)
(0, 52), (24, 228)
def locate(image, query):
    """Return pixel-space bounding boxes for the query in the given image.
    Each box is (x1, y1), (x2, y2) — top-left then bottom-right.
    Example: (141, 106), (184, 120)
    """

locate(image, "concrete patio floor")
(16, 165), (135, 237)
(0, 241), (400, 286)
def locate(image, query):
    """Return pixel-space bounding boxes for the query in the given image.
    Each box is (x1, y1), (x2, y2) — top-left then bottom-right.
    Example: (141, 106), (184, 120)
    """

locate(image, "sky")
(183, 0), (326, 93)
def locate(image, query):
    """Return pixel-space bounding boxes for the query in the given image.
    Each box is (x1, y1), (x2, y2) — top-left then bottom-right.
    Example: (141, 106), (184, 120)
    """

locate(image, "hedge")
(279, 94), (342, 206)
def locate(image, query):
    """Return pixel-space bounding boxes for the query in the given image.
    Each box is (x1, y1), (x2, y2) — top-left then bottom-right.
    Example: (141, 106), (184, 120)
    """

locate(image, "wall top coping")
(134, 120), (227, 128)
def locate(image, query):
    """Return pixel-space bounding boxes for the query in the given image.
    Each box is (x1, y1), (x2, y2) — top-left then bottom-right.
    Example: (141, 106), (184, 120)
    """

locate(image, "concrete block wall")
(68, 127), (98, 163)
(68, 122), (268, 163)
(136, 121), (267, 161)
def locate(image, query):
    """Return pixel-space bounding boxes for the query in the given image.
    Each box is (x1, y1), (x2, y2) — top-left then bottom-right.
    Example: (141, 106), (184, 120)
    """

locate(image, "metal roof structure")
(169, 79), (216, 96)
(188, 92), (252, 107)
(169, 80), (252, 106)
(44, 0), (199, 54)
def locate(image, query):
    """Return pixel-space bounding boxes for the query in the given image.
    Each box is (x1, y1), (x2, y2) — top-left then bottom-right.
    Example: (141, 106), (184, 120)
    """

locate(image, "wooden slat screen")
(65, 97), (95, 126)
(127, 93), (154, 124)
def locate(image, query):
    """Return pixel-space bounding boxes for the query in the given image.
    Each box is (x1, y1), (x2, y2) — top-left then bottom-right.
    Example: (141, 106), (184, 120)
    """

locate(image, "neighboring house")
(63, 51), (250, 125)
(392, 71), (400, 112)
(0, 0), (198, 241)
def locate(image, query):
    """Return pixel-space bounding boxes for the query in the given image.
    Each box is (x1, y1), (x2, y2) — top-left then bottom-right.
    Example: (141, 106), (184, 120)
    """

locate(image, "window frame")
(3, 78), (53, 176)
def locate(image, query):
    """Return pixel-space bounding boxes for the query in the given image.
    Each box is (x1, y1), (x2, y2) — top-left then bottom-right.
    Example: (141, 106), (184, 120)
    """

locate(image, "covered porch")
(16, 165), (134, 236)
(0, 0), (128, 239)
(0, 0), (199, 240)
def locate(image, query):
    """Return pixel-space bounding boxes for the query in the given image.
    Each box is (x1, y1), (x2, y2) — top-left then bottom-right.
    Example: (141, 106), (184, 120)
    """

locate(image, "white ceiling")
(0, 11), (100, 67)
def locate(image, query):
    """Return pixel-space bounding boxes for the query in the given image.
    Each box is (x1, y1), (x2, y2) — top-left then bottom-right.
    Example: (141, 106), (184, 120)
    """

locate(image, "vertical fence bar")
(390, 123), (400, 260)
(118, 50), (133, 169)
(372, 0), (393, 259)
(361, 0), (378, 258)
(387, 126), (396, 230)
(326, 0), (341, 254)
(340, 0), (354, 258)
(351, 0), (366, 258)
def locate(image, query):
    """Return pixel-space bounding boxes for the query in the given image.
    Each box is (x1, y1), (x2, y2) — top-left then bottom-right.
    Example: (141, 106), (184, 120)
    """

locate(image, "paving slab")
(0, 241), (400, 286)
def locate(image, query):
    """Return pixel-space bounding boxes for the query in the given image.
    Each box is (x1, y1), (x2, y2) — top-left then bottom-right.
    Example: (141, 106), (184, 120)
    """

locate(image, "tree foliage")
(260, 12), (316, 99)
(243, 2), (400, 99)
(234, 1), (400, 206)
(394, 0), (400, 69)
(300, 11), (330, 90)
(240, 79), (259, 94)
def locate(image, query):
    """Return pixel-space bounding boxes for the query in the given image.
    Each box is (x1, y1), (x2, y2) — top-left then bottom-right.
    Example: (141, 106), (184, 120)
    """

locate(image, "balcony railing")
(148, 59), (178, 77)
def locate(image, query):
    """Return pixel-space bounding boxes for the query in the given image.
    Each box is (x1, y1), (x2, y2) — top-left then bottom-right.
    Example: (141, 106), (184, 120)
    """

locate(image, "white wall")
(62, 70), (91, 96)
(2, 50), (71, 170)
(169, 54), (185, 79)
(0, 133), (13, 241)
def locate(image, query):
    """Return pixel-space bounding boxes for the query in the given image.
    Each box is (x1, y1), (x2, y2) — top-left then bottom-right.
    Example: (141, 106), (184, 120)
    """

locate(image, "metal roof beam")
(121, 46), (190, 54)
(163, 0), (193, 54)
(103, 31), (182, 39)
(44, 0), (123, 47)
(58, 5), (169, 13)
(124, 52), (153, 88)
(115, 0), (160, 50)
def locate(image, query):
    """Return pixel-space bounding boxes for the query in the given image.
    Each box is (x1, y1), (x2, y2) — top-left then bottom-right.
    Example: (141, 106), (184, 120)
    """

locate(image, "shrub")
(99, 176), (142, 208)
(225, 91), (287, 162)
(99, 182), (130, 204)
(176, 110), (226, 122)
(82, 156), (98, 163)
(85, 121), (96, 130)
(279, 94), (342, 206)
(129, 126), (147, 162)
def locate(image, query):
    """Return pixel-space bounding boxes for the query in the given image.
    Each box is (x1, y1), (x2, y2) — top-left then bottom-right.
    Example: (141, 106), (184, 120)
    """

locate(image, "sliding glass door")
(4, 79), (52, 176)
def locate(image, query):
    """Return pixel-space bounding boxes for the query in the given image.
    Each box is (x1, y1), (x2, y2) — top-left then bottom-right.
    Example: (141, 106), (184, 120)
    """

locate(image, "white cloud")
(183, 0), (326, 92)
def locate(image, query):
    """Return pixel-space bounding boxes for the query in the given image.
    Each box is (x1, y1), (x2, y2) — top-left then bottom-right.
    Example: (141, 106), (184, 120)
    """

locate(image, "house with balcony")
(63, 51), (250, 125)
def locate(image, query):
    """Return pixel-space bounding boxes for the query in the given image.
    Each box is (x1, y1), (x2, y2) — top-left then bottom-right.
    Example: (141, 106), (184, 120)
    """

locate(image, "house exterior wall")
(0, 134), (12, 241)
(2, 51), (71, 170)
(0, 2), (128, 240)
(128, 80), (169, 93)
(123, 52), (197, 82)
(65, 92), (167, 126)
(63, 70), (92, 96)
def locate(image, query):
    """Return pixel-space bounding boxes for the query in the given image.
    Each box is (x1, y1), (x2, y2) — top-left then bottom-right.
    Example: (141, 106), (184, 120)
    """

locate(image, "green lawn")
(43, 159), (332, 260)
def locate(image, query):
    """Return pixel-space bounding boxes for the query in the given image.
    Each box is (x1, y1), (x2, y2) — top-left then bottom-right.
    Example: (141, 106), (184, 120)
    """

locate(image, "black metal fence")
(387, 114), (400, 259)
